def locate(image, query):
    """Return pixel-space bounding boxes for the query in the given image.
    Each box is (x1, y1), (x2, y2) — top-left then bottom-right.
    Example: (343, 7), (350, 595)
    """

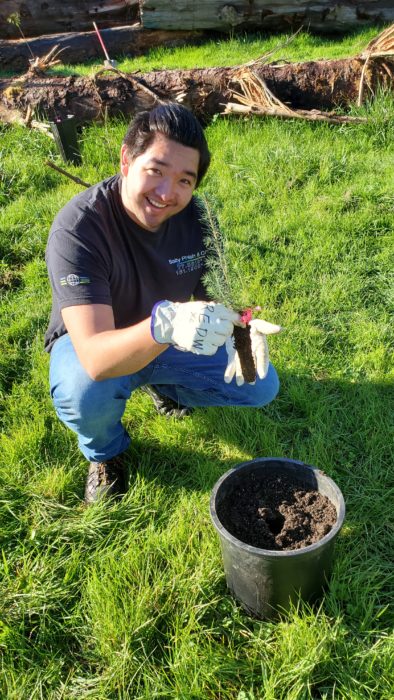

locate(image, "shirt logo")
(60, 274), (91, 287)
(168, 250), (206, 276)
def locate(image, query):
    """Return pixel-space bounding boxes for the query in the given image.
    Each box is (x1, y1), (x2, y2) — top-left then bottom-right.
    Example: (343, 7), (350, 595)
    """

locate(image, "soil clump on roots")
(217, 472), (337, 550)
(233, 324), (256, 383)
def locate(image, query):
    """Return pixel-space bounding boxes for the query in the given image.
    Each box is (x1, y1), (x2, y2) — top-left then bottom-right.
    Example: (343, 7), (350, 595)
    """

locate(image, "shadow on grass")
(126, 370), (392, 492)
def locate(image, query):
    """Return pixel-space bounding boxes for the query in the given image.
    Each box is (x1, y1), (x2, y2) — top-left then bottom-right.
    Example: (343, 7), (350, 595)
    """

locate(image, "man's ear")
(120, 145), (130, 176)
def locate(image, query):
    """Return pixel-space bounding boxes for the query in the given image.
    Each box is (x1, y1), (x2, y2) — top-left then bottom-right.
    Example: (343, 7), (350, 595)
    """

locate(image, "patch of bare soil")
(217, 472), (337, 551)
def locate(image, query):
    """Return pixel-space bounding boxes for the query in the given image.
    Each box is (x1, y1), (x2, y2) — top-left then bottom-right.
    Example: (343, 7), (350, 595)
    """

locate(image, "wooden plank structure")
(2, 1), (394, 41)
(0, 1), (139, 39)
(141, 1), (394, 33)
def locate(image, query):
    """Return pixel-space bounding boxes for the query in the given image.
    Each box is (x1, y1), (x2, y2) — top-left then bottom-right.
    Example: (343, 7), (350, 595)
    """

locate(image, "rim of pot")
(210, 457), (346, 559)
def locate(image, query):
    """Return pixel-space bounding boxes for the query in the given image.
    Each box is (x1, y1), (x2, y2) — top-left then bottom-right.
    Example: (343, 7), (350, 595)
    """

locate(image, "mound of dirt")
(217, 471), (337, 551)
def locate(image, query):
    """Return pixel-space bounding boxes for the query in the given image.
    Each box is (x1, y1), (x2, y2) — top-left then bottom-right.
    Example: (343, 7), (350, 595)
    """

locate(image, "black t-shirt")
(44, 175), (207, 351)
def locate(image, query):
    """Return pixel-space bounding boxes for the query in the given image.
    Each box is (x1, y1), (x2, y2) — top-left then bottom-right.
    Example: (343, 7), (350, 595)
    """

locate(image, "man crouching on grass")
(44, 102), (280, 504)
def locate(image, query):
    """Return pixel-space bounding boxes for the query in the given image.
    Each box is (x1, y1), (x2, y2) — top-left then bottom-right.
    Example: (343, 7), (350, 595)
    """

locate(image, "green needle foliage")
(198, 193), (240, 308)
(198, 193), (260, 313)
(0, 27), (393, 700)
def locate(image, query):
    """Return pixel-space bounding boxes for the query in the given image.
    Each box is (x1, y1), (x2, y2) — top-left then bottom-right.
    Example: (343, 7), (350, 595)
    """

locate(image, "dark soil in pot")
(217, 471), (337, 551)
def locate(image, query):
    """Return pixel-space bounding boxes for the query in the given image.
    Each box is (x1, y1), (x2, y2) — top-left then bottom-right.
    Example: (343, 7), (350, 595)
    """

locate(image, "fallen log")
(141, 0), (394, 34)
(1, 0), (139, 39)
(0, 25), (206, 73)
(0, 27), (393, 126)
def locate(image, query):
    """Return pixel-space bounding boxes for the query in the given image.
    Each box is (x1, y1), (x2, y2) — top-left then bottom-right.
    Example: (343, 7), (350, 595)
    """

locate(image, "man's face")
(120, 133), (200, 231)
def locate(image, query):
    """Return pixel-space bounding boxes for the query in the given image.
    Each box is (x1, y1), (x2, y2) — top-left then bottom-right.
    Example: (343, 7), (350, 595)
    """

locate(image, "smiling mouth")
(146, 196), (168, 210)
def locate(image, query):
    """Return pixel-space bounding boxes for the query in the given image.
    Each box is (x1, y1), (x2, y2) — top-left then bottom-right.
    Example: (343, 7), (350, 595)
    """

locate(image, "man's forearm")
(63, 313), (167, 380)
(61, 299), (240, 380)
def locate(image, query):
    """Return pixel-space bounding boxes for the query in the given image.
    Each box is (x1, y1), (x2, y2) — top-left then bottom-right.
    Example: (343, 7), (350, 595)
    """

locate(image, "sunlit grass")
(46, 26), (382, 77)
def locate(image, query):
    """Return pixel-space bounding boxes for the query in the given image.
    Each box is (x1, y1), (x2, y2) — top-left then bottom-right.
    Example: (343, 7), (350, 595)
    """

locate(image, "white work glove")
(151, 300), (240, 355)
(224, 319), (282, 385)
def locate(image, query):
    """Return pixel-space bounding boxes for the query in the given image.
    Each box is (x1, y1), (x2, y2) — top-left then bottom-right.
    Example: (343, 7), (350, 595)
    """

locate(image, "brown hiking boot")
(84, 455), (126, 504)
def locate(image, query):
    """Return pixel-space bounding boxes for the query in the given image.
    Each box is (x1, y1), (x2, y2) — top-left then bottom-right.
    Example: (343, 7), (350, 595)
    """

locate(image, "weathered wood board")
(141, 1), (394, 33)
(0, 0), (139, 39)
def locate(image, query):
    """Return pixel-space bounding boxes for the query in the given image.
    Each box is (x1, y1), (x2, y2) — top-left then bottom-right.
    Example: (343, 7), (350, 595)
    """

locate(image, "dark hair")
(122, 103), (211, 187)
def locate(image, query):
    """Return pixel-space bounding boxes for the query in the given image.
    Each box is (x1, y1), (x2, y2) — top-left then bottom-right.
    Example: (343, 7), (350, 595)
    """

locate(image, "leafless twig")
(45, 160), (91, 188)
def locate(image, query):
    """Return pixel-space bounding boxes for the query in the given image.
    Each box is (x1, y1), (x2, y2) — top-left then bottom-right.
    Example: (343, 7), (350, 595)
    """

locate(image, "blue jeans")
(49, 333), (279, 462)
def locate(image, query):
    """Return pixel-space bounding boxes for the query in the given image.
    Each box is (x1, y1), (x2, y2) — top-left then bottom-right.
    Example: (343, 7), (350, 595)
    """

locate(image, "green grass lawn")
(0, 28), (393, 699)
(43, 25), (381, 78)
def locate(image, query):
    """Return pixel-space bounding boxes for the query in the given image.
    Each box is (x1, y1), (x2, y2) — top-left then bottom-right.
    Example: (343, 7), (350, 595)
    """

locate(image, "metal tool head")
(104, 58), (118, 69)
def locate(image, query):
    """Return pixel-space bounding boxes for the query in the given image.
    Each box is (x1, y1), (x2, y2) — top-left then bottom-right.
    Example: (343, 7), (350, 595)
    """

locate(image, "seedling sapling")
(198, 194), (260, 383)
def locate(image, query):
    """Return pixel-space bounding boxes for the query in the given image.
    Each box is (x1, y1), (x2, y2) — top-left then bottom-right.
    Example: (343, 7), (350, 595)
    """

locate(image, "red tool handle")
(93, 22), (110, 61)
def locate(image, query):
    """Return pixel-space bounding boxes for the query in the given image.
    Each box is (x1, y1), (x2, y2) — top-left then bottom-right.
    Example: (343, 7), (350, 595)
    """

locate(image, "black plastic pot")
(210, 457), (345, 619)
(49, 115), (81, 165)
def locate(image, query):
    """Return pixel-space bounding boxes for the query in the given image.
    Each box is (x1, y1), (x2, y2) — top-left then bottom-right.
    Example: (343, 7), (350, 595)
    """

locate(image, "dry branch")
(225, 67), (366, 124)
(45, 160), (92, 187)
(357, 23), (394, 104)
